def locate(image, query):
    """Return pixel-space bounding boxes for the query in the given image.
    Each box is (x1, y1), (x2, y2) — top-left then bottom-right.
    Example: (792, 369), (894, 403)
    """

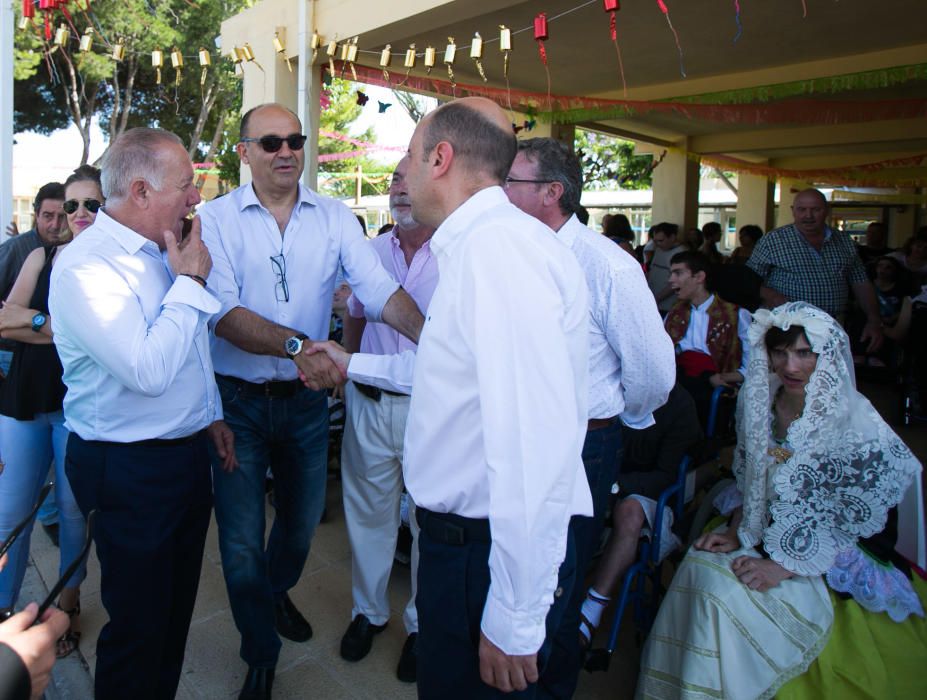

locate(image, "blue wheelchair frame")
(585, 385), (730, 671)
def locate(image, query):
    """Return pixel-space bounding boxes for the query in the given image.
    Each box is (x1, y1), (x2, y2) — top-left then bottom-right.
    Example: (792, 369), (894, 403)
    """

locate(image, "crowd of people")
(0, 95), (923, 700)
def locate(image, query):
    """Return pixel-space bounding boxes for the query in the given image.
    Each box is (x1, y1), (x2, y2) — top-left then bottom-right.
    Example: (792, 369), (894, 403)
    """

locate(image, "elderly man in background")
(337, 156), (438, 682)
(49, 127), (235, 700)
(747, 188), (883, 350)
(198, 102), (423, 700)
(504, 137), (674, 698)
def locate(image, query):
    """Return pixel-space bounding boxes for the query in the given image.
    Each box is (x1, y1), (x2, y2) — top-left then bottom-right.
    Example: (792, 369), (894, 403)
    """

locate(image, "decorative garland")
(340, 61), (927, 128)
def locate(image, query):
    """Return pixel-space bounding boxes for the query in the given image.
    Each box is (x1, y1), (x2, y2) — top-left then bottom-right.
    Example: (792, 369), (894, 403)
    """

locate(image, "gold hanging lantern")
(274, 31), (292, 73)
(54, 24), (70, 49)
(310, 31), (320, 62)
(18, 16), (30, 31)
(111, 41), (126, 62)
(345, 37), (358, 81)
(470, 32), (487, 82)
(198, 47), (211, 85)
(170, 47), (183, 86)
(151, 49), (164, 85)
(78, 27), (94, 53)
(242, 42), (263, 72)
(424, 46), (436, 74)
(499, 25), (512, 78)
(379, 43), (392, 82)
(444, 37), (456, 84)
(325, 38), (337, 76)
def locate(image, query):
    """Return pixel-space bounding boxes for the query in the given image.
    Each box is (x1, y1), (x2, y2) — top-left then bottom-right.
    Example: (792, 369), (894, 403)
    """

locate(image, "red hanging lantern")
(604, 0), (620, 11)
(533, 13), (551, 110)
(38, 0), (52, 9)
(22, 0), (35, 19)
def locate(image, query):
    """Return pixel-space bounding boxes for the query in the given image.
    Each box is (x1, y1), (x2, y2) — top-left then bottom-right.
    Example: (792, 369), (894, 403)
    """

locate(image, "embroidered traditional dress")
(664, 296), (743, 374)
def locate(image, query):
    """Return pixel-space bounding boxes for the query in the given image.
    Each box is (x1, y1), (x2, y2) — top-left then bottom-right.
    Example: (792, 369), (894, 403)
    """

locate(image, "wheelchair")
(584, 386), (734, 672)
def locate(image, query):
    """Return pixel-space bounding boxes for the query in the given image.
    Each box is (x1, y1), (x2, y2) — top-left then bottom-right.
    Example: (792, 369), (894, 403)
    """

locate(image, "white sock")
(578, 588), (610, 642)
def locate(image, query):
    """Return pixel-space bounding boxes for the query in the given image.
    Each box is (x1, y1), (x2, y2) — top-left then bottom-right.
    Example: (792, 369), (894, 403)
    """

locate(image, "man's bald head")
(420, 97), (516, 183)
(791, 188), (829, 238)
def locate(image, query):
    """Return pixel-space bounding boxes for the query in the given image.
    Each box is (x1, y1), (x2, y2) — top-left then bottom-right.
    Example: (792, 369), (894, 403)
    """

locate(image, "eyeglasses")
(270, 254), (289, 302)
(503, 177), (553, 188)
(63, 198), (102, 215)
(241, 133), (308, 153)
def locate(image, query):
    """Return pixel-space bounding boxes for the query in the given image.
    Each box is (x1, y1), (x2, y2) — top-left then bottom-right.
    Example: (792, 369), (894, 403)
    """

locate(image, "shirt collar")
(693, 294), (715, 313)
(95, 209), (158, 256)
(431, 186), (509, 257)
(557, 214), (583, 247)
(238, 182), (319, 212)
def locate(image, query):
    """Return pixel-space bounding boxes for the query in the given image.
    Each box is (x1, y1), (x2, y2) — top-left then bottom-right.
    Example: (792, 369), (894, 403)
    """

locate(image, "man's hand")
(860, 316), (884, 354)
(0, 603), (69, 700)
(293, 345), (343, 391)
(694, 529), (740, 553)
(6, 221), (19, 237)
(304, 340), (351, 378)
(709, 372), (744, 389)
(478, 632), (538, 693)
(731, 556), (793, 592)
(164, 216), (212, 280)
(206, 420), (238, 473)
(0, 302), (34, 333)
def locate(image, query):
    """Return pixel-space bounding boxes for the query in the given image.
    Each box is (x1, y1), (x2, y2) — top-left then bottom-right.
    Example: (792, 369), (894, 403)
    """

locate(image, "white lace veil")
(733, 302), (922, 577)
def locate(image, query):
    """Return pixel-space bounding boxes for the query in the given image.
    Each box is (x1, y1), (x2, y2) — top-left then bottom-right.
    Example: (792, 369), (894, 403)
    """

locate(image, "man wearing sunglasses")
(198, 102), (424, 700)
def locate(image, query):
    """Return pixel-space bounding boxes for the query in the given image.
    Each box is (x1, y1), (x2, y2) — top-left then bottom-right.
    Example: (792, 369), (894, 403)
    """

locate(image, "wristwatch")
(31, 312), (47, 333)
(284, 333), (309, 358)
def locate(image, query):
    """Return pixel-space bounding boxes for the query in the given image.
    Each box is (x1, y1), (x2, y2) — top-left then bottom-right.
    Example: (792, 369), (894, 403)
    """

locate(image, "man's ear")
(128, 179), (149, 209)
(431, 141), (453, 178)
(545, 181), (565, 208)
(695, 270), (707, 286)
(236, 142), (250, 165)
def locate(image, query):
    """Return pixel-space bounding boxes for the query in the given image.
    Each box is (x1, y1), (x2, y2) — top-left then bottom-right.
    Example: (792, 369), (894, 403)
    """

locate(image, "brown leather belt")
(587, 415), (619, 431)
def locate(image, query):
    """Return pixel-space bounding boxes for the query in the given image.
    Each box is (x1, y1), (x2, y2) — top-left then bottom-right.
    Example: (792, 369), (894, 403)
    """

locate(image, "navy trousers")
(416, 508), (577, 700)
(539, 420), (624, 699)
(66, 432), (212, 700)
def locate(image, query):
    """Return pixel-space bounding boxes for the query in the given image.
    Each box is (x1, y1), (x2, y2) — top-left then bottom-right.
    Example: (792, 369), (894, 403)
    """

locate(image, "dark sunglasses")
(241, 133), (307, 153)
(63, 198), (102, 215)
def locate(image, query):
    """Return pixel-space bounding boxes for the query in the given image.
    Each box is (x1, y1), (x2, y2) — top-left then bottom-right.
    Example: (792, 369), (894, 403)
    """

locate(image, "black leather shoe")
(396, 632), (417, 682)
(238, 666), (274, 700)
(273, 594), (312, 642)
(339, 614), (387, 662)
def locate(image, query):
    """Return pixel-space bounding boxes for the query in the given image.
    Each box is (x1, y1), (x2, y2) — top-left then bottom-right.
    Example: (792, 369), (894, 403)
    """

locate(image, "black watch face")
(285, 337), (301, 357)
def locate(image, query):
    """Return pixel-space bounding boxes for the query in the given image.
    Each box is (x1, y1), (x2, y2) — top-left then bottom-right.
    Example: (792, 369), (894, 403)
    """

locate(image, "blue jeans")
(210, 376), (329, 667)
(0, 412), (85, 608)
(539, 419), (623, 699)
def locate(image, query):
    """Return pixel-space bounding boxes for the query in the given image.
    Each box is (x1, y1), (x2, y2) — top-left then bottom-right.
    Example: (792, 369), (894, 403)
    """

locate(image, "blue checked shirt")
(747, 224), (868, 319)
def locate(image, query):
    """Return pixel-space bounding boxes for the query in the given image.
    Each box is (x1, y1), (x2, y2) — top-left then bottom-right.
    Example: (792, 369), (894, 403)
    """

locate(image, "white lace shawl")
(733, 302), (922, 577)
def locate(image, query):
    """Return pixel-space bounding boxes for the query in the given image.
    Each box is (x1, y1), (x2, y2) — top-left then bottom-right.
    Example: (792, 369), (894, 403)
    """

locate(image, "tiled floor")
(28, 378), (926, 699)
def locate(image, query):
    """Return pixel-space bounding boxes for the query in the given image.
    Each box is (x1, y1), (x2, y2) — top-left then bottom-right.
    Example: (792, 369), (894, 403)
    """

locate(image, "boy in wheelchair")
(578, 384), (702, 646)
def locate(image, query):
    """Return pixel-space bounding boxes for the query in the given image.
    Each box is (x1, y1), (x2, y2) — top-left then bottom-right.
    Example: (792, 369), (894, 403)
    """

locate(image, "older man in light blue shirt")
(198, 103), (423, 700)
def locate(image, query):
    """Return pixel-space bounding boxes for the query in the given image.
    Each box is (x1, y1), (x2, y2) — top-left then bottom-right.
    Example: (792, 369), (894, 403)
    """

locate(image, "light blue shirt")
(199, 183), (400, 382)
(49, 210), (221, 442)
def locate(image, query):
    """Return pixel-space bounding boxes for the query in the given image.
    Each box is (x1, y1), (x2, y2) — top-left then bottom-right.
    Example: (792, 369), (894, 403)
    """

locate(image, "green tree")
(575, 129), (654, 191)
(14, 0), (246, 167)
(317, 78), (390, 200)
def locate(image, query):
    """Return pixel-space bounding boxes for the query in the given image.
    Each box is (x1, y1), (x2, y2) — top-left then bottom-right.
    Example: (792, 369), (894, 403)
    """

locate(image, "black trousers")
(66, 432), (212, 700)
(415, 508), (577, 700)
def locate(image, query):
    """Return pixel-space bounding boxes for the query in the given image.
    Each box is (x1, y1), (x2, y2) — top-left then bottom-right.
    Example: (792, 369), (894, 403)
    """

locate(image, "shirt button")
(554, 586), (563, 598)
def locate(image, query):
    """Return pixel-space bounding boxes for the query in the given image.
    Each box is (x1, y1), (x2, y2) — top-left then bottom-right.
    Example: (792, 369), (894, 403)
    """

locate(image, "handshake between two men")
(292, 340), (352, 391)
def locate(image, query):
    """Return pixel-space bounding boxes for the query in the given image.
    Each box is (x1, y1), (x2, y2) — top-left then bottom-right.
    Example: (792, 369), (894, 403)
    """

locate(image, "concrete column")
(775, 178), (813, 228)
(652, 147), (699, 230)
(735, 173), (774, 232)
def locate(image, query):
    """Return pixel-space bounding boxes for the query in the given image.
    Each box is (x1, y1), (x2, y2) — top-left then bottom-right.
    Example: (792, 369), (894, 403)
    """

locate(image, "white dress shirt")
(49, 210), (221, 442)
(348, 187), (592, 655)
(559, 216), (674, 428)
(199, 183), (400, 383)
(675, 295), (752, 376)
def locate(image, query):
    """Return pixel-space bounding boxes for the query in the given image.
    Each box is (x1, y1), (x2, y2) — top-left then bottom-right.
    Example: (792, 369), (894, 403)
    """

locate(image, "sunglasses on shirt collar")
(63, 198), (102, 215)
(240, 133), (308, 153)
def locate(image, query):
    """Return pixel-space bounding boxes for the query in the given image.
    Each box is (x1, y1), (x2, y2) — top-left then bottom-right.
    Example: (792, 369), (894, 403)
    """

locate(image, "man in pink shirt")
(338, 157), (438, 682)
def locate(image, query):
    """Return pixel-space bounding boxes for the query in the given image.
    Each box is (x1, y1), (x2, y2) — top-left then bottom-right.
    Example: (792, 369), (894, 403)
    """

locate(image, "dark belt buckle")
(439, 521), (466, 546)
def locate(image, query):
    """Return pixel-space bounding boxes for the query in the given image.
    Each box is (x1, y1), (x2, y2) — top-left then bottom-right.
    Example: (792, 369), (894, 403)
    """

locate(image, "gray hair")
(516, 138), (583, 216)
(101, 128), (184, 202)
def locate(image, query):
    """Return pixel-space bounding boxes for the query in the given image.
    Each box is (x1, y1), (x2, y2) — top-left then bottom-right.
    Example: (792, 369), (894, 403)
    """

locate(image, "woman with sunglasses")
(0, 165), (102, 658)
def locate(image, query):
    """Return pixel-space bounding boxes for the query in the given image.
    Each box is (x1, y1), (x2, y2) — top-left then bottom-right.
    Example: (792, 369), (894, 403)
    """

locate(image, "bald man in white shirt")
(306, 98), (592, 698)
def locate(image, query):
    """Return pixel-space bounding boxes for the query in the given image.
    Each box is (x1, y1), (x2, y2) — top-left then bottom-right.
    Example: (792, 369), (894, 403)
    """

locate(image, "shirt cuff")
(347, 351), (414, 394)
(621, 411), (656, 430)
(480, 590), (548, 656)
(165, 276), (221, 316)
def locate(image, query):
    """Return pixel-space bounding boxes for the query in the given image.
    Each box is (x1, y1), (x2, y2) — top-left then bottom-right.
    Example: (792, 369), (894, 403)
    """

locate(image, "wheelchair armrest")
(706, 385), (735, 438)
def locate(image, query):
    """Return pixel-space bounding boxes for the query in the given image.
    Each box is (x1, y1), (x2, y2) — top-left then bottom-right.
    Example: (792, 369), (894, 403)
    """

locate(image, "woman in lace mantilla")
(637, 302), (924, 700)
